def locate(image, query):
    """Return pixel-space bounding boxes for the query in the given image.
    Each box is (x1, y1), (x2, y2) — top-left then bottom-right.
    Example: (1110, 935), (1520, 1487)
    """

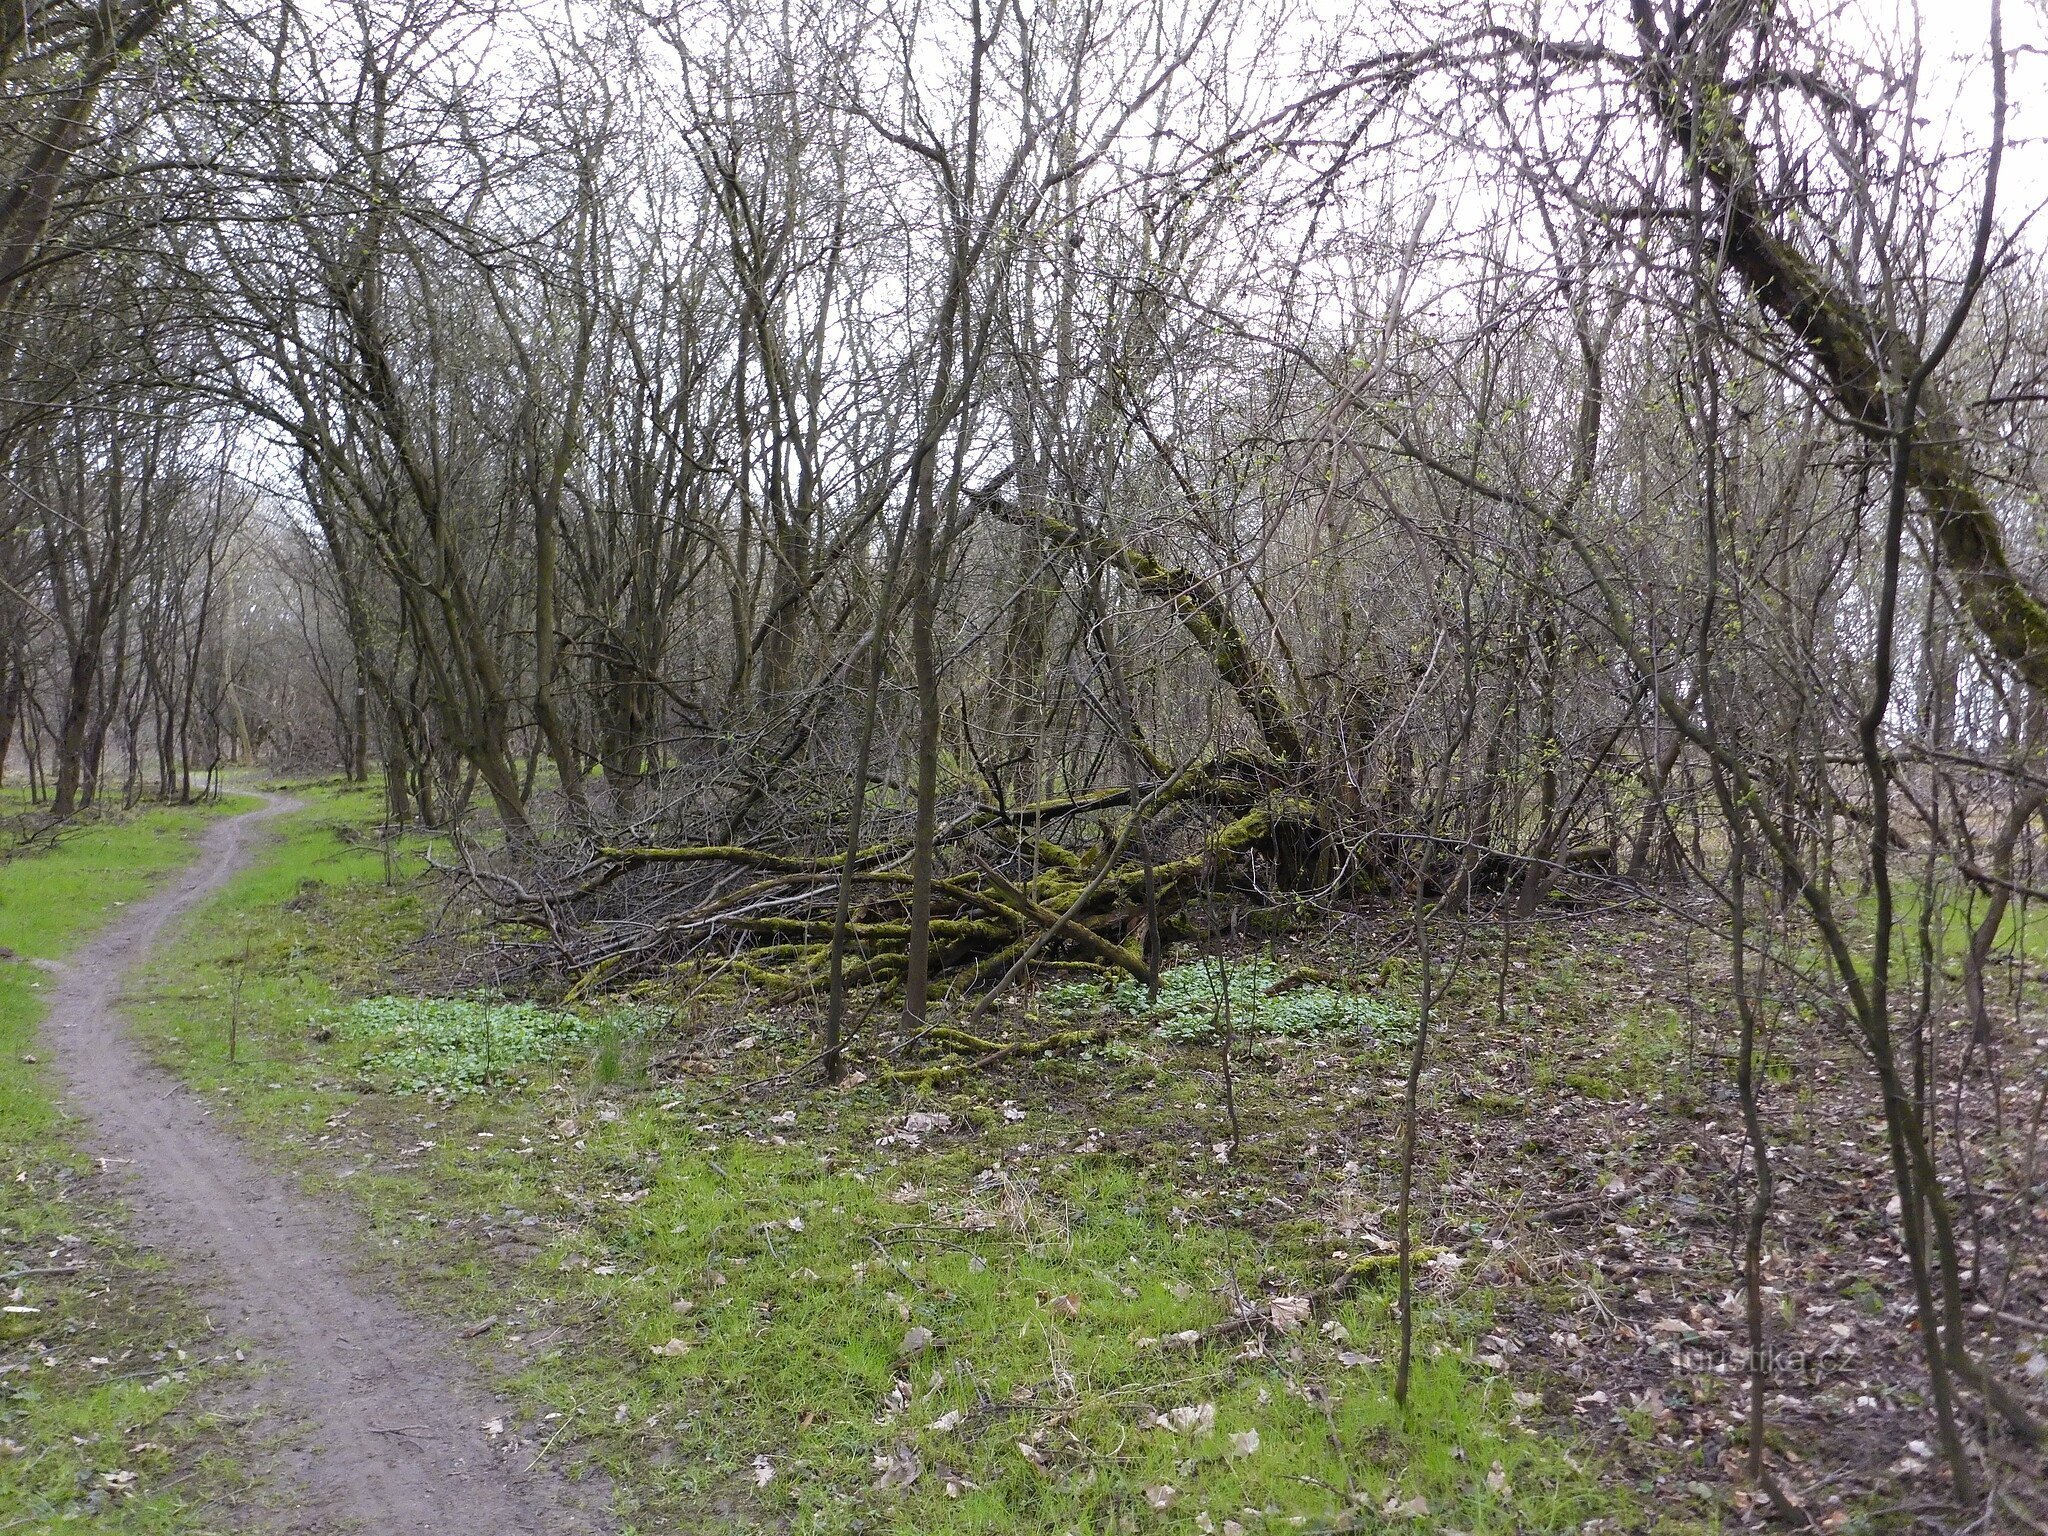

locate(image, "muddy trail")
(35, 796), (609, 1534)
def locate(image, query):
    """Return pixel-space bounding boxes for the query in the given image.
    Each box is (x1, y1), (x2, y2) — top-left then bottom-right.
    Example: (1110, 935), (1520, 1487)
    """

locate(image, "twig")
(523, 1408), (581, 1474)
(0, 1265), (82, 1282)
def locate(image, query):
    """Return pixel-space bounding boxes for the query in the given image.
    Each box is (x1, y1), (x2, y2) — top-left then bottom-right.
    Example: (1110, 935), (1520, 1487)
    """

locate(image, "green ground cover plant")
(1049, 958), (1411, 1044)
(326, 996), (663, 1094)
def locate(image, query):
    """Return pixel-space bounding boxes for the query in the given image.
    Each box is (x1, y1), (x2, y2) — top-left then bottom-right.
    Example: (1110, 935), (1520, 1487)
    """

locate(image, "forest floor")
(4, 782), (2044, 1533)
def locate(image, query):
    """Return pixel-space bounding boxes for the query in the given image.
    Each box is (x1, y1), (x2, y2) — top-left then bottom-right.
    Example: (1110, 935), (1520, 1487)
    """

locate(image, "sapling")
(228, 935), (250, 1064)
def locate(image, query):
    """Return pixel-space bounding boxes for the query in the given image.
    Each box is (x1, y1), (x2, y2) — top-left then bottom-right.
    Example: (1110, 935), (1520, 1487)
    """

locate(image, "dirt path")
(35, 796), (610, 1534)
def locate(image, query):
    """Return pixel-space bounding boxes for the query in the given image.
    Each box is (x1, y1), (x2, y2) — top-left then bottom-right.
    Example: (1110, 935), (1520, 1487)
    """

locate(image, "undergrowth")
(326, 995), (662, 1094)
(115, 781), (1678, 1533)
(1047, 956), (1410, 1044)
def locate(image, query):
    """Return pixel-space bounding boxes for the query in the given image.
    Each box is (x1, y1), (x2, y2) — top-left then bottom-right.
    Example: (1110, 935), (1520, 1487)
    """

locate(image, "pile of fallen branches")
(467, 754), (1327, 1003)
(453, 503), (1612, 1003)
(443, 502), (1347, 1000)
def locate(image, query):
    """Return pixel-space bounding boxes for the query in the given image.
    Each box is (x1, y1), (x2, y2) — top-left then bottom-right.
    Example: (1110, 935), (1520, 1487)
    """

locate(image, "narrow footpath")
(36, 796), (607, 1534)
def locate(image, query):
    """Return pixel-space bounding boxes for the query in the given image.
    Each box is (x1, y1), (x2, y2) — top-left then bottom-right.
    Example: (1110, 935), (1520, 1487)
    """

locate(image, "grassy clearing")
(0, 793), (257, 1534)
(118, 781), (1704, 1534)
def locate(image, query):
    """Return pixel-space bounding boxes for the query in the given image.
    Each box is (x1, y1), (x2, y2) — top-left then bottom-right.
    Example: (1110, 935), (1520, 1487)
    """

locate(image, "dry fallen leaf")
(1486, 1460), (1511, 1495)
(750, 1455), (775, 1487)
(650, 1338), (692, 1357)
(1269, 1296), (1312, 1333)
(1227, 1428), (1260, 1458)
(1155, 1402), (1216, 1435)
(872, 1444), (922, 1492)
(1145, 1484), (1178, 1510)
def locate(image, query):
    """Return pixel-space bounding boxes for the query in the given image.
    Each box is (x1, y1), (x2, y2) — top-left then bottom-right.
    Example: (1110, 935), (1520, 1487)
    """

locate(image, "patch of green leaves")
(326, 996), (661, 1093)
(1046, 957), (1409, 1043)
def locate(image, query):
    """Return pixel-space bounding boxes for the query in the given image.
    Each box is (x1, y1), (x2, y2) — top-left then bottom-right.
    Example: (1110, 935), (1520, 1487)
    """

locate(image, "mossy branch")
(878, 1024), (1110, 1085)
(990, 502), (1309, 763)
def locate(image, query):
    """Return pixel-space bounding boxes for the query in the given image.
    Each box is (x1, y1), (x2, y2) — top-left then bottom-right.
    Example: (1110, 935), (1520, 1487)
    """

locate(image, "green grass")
(112, 780), (1686, 1534)
(0, 791), (258, 1533)
(515, 1135), (1598, 1533)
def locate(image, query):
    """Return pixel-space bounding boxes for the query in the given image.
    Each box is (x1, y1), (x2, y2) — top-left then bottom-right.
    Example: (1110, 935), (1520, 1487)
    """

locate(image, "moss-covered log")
(878, 1023), (1111, 1085)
